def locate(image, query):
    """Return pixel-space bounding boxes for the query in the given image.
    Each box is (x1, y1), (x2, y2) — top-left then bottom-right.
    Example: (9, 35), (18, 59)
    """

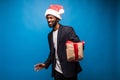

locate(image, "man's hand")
(34, 63), (46, 72)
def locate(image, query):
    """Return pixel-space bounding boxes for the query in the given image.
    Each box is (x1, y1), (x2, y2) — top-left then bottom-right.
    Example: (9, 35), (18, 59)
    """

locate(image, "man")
(34, 4), (82, 80)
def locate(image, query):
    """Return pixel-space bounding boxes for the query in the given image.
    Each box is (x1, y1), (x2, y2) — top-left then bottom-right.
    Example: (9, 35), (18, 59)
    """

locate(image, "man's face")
(46, 14), (59, 28)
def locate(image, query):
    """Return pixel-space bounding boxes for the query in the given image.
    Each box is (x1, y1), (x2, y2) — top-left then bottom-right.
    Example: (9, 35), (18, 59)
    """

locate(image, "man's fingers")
(34, 63), (45, 72)
(34, 67), (40, 71)
(34, 63), (44, 67)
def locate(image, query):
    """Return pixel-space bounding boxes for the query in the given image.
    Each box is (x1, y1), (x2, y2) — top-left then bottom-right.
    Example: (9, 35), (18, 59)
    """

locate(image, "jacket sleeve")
(68, 27), (85, 50)
(44, 51), (54, 69)
(68, 27), (80, 42)
(44, 33), (54, 69)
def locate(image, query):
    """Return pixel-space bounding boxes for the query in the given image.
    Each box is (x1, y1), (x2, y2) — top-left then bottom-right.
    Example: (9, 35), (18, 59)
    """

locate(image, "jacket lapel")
(57, 25), (62, 49)
(49, 31), (54, 50)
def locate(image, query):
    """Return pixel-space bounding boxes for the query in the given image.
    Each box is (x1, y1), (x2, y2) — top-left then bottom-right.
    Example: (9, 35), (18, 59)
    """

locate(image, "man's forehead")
(46, 14), (60, 20)
(47, 14), (56, 17)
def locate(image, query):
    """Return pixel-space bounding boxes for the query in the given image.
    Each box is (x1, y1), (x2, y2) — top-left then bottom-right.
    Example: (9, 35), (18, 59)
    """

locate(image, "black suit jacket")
(44, 24), (82, 77)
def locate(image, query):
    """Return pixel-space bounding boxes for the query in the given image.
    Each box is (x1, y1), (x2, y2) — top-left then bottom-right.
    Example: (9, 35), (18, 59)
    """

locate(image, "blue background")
(0, 0), (120, 80)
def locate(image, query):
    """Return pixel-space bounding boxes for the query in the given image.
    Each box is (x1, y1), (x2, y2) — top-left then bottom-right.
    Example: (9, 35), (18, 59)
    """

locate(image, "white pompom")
(59, 9), (64, 14)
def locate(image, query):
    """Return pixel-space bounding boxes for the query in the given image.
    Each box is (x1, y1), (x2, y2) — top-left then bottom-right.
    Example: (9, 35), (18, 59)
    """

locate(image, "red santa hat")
(45, 4), (64, 20)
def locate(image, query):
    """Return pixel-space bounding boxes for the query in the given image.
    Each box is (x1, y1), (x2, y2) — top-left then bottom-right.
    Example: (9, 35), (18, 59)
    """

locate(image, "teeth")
(49, 22), (52, 25)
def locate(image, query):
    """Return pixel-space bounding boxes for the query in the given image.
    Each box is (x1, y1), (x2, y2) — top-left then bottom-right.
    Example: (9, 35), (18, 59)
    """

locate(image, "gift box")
(66, 40), (85, 62)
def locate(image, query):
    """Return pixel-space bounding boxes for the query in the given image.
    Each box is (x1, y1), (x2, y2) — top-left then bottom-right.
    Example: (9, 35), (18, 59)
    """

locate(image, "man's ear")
(57, 18), (60, 22)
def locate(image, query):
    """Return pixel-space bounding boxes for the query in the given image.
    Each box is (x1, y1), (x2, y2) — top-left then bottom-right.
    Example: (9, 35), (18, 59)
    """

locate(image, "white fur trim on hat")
(45, 9), (63, 19)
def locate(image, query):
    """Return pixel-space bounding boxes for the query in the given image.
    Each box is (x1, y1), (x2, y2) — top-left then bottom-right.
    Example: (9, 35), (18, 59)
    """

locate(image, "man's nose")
(47, 18), (51, 22)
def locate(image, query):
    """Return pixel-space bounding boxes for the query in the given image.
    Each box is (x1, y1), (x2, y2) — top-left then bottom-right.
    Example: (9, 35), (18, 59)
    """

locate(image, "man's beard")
(48, 21), (57, 28)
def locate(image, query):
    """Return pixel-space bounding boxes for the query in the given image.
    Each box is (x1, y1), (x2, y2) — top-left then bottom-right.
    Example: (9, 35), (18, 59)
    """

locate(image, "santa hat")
(45, 4), (64, 20)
